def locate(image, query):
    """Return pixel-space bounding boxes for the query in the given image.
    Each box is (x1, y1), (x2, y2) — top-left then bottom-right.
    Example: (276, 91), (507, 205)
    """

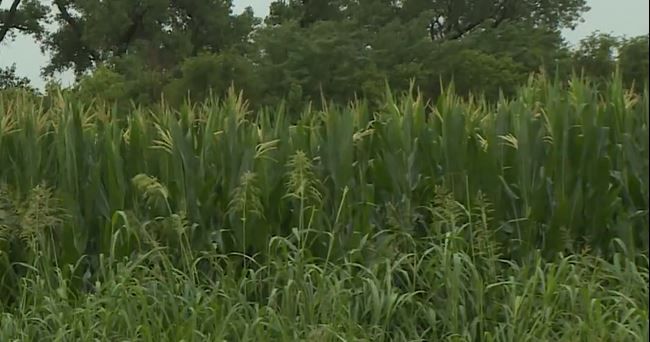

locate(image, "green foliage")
(572, 32), (621, 83)
(435, 48), (525, 99)
(0, 75), (647, 265)
(618, 34), (650, 92)
(1, 1), (649, 338)
(461, 22), (570, 72)
(36, 0), (258, 89)
(570, 32), (649, 93)
(8, 0), (648, 113)
(0, 64), (34, 92)
(73, 65), (128, 104)
(0, 72), (648, 341)
(0, 196), (647, 340)
(164, 52), (260, 106)
(256, 0), (590, 107)
(270, 0), (589, 33)
(0, 0), (48, 43)
(2, 0), (602, 110)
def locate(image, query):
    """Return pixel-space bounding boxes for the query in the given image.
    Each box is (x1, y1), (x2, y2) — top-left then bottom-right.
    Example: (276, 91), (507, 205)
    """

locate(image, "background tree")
(0, 0), (47, 43)
(258, 0), (589, 105)
(36, 0), (259, 104)
(0, 63), (33, 91)
(618, 34), (649, 92)
(1, 0), (47, 91)
(571, 32), (620, 86)
(569, 33), (649, 92)
(3, 0), (648, 114)
(163, 51), (261, 106)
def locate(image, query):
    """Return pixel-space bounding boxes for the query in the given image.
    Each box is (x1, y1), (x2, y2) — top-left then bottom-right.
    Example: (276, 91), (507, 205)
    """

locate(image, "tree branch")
(53, 0), (100, 62)
(0, 0), (22, 43)
(116, 6), (148, 56)
(446, 20), (483, 40)
(430, 1), (511, 42)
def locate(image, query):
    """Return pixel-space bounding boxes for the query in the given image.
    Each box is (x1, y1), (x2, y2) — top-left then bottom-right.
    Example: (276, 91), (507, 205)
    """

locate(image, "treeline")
(1, 0), (648, 112)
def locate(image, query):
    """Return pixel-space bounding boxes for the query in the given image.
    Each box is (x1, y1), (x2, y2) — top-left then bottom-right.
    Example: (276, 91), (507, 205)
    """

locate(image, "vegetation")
(1, 1), (648, 109)
(1, 0), (649, 340)
(0, 74), (648, 340)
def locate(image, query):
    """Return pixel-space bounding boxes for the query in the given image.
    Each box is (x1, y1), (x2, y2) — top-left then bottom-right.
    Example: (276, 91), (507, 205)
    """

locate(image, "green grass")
(0, 75), (648, 340)
(1, 234), (648, 341)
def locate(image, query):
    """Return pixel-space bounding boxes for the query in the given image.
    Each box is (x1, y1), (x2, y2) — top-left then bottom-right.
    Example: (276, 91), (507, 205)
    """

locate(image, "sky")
(1, 0), (648, 90)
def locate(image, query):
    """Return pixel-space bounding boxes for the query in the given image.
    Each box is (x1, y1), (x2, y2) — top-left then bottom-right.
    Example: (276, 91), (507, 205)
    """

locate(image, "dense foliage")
(1, 0), (648, 110)
(1, 1), (648, 340)
(0, 75), (648, 340)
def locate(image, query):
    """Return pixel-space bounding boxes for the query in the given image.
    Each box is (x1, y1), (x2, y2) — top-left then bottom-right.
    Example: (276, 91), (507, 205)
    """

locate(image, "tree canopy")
(1, 0), (647, 110)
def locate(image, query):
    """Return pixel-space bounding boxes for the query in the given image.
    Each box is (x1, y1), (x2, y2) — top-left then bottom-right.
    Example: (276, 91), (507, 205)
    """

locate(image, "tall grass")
(0, 75), (648, 340)
(1, 231), (648, 341)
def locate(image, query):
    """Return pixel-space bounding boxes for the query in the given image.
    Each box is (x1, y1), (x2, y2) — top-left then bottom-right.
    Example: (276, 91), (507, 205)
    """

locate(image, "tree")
(0, 63), (33, 90)
(39, 0), (259, 77)
(571, 32), (620, 86)
(31, 0), (260, 105)
(258, 0), (588, 107)
(268, 0), (588, 41)
(1, 0), (47, 94)
(253, 19), (388, 108)
(0, 0), (47, 44)
(164, 51), (261, 106)
(266, 0), (346, 27)
(618, 34), (649, 92)
(72, 65), (128, 105)
(570, 33), (649, 92)
(460, 21), (570, 71)
(422, 0), (588, 41)
(0, 0), (597, 111)
(433, 47), (525, 99)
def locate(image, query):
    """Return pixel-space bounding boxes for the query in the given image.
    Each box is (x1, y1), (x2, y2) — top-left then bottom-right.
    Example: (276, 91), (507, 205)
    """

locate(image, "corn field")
(0, 75), (648, 340)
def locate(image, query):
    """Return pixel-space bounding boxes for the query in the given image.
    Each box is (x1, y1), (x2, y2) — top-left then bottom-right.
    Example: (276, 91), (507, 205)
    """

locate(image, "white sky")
(1, 0), (648, 90)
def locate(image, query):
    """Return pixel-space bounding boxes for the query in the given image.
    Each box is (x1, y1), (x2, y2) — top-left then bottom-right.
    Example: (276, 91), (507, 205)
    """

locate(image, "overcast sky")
(1, 0), (648, 90)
